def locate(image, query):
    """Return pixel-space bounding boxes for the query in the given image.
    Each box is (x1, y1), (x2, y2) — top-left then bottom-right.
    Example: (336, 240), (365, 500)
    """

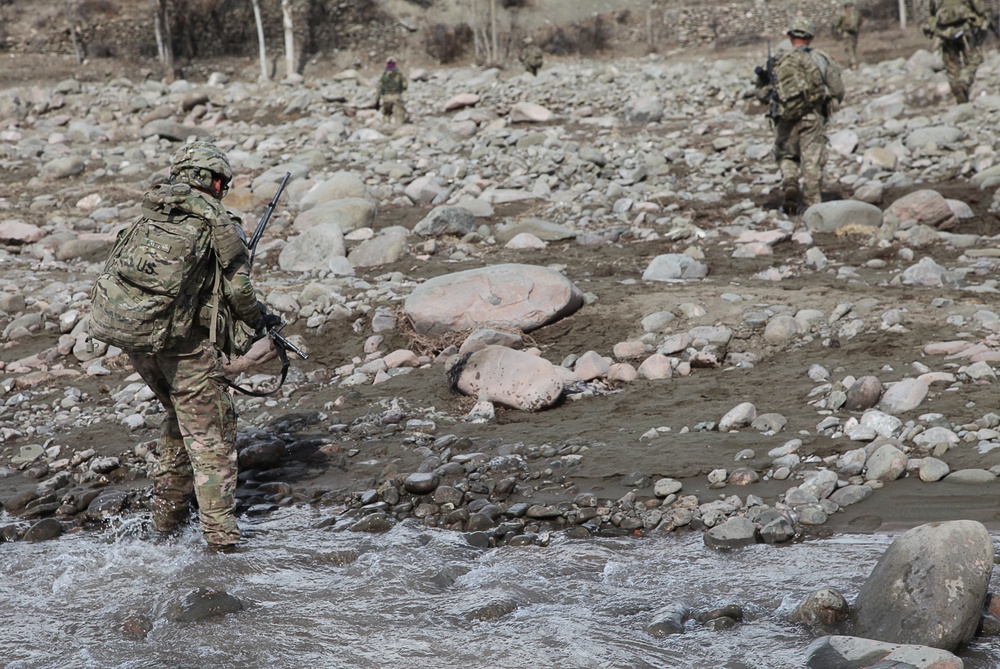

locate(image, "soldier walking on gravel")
(923, 0), (992, 103)
(754, 18), (845, 214)
(90, 142), (276, 553)
(834, 0), (863, 69)
(375, 57), (409, 125)
(518, 36), (544, 76)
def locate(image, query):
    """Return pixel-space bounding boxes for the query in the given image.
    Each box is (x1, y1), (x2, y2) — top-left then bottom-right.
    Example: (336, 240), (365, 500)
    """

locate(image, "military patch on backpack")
(90, 215), (209, 352)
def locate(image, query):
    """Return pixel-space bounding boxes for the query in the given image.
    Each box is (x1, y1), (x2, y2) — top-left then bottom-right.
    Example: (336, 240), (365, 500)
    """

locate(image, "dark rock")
(464, 531), (491, 549)
(403, 472), (440, 494)
(704, 517), (758, 550)
(846, 375), (883, 411)
(759, 516), (795, 544)
(122, 611), (153, 640)
(466, 513), (497, 531)
(169, 588), (243, 623)
(524, 504), (561, 519)
(238, 440), (285, 470)
(646, 602), (690, 637)
(349, 511), (395, 533)
(4, 489), (38, 514)
(790, 587), (849, 628)
(432, 485), (463, 505)
(24, 518), (63, 542)
(696, 604), (743, 623)
(20, 502), (61, 519)
(853, 520), (993, 651)
(86, 490), (128, 520)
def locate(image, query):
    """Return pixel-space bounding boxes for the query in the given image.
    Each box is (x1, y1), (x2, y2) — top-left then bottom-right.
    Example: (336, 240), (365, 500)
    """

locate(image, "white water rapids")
(2, 509), (999, 668)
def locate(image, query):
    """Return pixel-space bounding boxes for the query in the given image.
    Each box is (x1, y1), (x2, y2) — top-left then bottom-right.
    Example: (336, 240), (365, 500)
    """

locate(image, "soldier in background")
(755, 19), (845, 214)
(834, 0), (863, 69)
(519, 36), (544, 76)
(375, 57), (408, 125)
(923, 0), (992, 103)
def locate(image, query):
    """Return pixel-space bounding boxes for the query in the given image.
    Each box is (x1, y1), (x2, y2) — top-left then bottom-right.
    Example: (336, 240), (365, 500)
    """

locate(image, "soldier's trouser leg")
(382, 99), (395, 121)
(130, 354), (194, 533)
(960, 35), (983, 94)
(798, 114), (828, 207)
(941, 40), (966, 103)
(393, 99), (407, 125)
(133, 341), (240, 548)
(847, 33), (858, 68)
(774, 119), (802, 212)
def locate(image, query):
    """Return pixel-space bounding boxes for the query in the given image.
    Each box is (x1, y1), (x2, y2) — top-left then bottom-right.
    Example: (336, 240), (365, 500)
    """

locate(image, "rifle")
(754, 40), (781, 126)
(248, 171), (290, 267)
(249, 171), (307, 363)
(226, 171), (307, 398)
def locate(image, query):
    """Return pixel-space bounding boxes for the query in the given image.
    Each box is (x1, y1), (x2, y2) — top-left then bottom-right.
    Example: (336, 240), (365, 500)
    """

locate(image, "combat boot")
(782, 184), (800, 215)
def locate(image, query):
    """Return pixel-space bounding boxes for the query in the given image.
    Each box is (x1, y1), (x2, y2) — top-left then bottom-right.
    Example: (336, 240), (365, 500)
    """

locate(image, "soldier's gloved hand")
(754, 65), (768, 84)
(922, 23), (935, 37)
(256, 303), (283, 336)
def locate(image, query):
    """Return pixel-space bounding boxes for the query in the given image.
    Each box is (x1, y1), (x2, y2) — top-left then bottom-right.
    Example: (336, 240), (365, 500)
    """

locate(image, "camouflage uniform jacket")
(378, 69), (408, 96)
(519, 44), (544, 68)
(835, 7), (863, 34)
(927, 0), (991, 38)
(91, 183), (260, 355)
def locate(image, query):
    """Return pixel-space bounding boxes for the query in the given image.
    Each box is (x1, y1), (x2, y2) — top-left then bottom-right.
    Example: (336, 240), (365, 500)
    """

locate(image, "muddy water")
(2, 511), (999, 669)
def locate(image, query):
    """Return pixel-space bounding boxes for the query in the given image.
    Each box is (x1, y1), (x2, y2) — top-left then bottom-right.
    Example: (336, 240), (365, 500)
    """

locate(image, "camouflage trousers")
(774, 112), (828, 209)
(941, 34), (982, 103)
(381, 93), (407, 126)
(130, 337), (240, 548)
(843, 32), (859, 69)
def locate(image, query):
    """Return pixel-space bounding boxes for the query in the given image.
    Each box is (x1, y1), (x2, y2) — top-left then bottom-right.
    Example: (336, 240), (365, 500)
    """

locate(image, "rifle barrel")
(248, 171), (291, 266)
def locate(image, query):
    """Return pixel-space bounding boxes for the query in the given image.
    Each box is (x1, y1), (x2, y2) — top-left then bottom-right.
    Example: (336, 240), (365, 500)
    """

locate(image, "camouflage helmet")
(787, 17), (816, 38)
(843, 0), (855, 5)
(170, 141), (232, 193)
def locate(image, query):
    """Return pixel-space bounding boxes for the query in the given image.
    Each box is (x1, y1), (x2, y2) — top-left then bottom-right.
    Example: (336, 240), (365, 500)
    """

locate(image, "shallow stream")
(2, 510), (999, 668)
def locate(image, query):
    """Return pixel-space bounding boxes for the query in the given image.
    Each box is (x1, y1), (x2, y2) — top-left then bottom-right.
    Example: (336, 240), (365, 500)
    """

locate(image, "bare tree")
(66, 2), (86, 64)
(153, 0), (176, 83)
(282, 0), (296, 78)
(250, 0), (269, 81)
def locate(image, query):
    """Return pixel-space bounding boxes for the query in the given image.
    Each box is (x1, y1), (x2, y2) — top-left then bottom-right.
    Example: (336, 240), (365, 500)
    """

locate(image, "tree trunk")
(898, 0), (907, 29)
(282, 0), (296, 78)
(155, 0), (175, 83)
(251, 0), (269, 82)
(490, 0), (498, 65)
(67, 3), (85, 64)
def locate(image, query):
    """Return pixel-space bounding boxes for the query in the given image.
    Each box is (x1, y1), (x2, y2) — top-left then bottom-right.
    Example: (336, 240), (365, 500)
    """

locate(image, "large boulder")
(448, 346), (563, 411)
(802, 201), (883, 233)
(292, 198), (375, 233)
(404, 263), (584, 336)
(852, 520), (994, 651)
(278, 223), (346, 272)
(805, 636), (963, 669)
(886, 189), (954, 228)
(299, 171), (367, 210)
(413, 205), (478, 237)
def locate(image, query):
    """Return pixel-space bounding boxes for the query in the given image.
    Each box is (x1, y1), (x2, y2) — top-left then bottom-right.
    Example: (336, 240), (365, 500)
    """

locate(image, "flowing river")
(2, 509), (999, 668)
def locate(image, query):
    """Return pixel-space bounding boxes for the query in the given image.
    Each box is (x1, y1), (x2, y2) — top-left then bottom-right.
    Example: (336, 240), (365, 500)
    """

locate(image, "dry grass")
(834, 223), (879, 237)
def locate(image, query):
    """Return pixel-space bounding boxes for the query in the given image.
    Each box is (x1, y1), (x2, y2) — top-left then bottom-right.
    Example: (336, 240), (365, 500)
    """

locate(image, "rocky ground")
(3, 25), (1000, 560)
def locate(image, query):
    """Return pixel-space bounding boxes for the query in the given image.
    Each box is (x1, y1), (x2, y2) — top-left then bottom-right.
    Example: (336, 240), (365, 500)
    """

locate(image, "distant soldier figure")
(923, 0), (992, 103)
(375, 57), (408, 125)
(834, 0), (863, 69)
(519, 36), (544, 76)
(755, 19), (845, 214)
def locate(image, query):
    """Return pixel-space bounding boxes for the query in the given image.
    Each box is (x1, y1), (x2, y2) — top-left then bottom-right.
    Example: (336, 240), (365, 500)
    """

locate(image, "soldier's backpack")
(773, 48), (828, 122)
(89, 209), (212, 353)
(380, 69), (406, 94)
(935, 0), (973, 27)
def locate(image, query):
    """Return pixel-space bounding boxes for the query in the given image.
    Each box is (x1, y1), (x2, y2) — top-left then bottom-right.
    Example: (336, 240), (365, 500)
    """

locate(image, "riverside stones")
(805, 636), (963, 669)
(448, 346), (563, 411)
(852, 520), (994, 651)
(404, 264), (584, 336)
